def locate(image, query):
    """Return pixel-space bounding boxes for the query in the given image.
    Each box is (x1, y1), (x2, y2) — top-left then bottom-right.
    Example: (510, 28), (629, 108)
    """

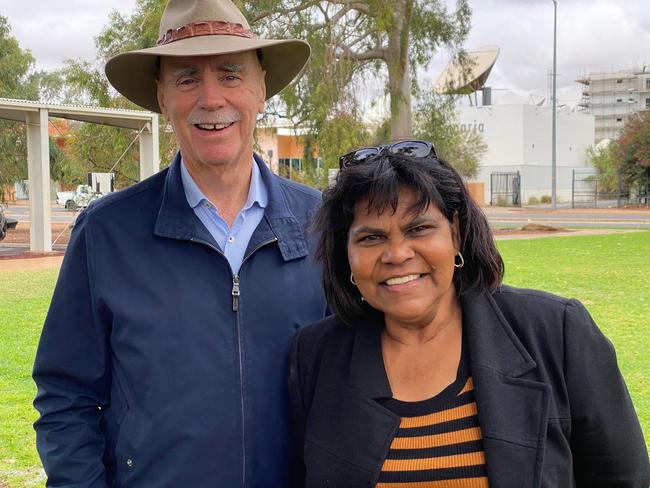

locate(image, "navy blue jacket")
(290, 286), (650, 487)
(33, 154), (328, 487)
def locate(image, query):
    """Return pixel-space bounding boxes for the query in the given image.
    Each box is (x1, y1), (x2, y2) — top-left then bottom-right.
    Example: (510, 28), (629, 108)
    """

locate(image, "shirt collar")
(180, 157), (268, 211)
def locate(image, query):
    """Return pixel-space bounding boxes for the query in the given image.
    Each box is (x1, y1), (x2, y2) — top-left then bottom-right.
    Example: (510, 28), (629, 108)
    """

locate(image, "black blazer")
(289, 285), (650, 487)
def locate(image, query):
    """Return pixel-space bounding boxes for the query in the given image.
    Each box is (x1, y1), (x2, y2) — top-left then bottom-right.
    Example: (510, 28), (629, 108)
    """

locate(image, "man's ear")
(156, 79), (167, 118)
(257, 70), (267, 114)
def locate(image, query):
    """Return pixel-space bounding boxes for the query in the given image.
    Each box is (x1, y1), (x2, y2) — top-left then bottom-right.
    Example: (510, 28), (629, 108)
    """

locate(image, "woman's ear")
(451, 212), (461, 252)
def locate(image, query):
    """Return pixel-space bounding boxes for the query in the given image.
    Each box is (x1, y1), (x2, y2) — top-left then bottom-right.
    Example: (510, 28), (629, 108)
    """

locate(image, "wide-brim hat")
(105, 0), (310, 113)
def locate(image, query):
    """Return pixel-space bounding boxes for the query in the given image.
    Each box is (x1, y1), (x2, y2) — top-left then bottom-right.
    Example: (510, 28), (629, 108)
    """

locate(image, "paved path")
(482, 206), (650, 229)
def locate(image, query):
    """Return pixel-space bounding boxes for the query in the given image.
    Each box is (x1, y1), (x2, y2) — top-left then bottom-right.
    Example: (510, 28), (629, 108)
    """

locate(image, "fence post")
(571, 169), (575, 209)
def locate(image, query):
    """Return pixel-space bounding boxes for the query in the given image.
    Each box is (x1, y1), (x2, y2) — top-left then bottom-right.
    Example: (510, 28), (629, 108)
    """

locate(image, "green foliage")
(588, 113), (650, 196)
(0, 17), (38, 100)
(527, 196), (540, 205)
(0, 16), (39, 197)
(413, 91), (485, 179)
(613, 111), (650, 191)
(587, 144), (620, 193)
(0, 268), (59, 488)
(318, 113), (370, 168)
(242, 0), (472, 170)
(52, 0), (176, 183)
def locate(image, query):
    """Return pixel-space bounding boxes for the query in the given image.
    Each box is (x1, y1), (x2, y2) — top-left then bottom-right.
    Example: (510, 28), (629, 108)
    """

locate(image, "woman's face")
(347, 186), (459, 329)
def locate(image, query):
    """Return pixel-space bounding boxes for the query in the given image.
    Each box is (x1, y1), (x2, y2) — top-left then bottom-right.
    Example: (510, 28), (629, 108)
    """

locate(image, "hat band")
(157, 20), (255, 46)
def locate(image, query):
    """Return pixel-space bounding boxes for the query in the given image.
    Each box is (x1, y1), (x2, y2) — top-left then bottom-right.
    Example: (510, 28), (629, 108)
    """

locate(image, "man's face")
(156, 51), (266, 171)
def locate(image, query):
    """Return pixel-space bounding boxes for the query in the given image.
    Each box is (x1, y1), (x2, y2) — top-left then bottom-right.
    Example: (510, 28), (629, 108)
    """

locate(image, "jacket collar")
(461, 288), (537, 377)
(349, 321), (392, 399)
(154, 153), (309, 262)
(348, 289), (537, 399)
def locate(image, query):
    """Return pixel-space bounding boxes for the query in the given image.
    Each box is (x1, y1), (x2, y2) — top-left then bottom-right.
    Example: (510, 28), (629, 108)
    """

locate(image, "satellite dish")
(434, 45), (500, 95)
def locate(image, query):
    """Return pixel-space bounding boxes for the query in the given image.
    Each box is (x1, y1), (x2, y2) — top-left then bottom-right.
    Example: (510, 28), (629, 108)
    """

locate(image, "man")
(32, 1), (327, 486)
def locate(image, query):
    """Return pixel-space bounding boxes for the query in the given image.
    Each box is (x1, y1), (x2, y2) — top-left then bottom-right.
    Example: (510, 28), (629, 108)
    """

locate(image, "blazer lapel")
(462, 290), (551, 488)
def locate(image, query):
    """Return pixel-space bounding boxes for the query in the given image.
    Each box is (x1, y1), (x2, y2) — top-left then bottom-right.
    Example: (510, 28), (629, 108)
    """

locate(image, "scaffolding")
(575, 67), (650, 143)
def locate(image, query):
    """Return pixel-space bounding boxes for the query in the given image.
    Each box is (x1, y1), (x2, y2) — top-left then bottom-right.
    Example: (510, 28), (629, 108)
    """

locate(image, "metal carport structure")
(0, 98), (160, 253)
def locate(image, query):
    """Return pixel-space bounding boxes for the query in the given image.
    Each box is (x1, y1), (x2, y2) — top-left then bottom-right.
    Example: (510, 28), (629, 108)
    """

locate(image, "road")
(482, 206), (650, 230)
(5, 204), (77, 224)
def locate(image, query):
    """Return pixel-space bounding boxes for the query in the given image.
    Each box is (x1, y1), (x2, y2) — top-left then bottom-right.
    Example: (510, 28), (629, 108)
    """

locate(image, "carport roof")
(0, 97), (156, 131)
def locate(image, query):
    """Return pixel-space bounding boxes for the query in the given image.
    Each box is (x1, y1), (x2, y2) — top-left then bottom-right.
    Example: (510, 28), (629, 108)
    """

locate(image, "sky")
(2, 0), (649, 108)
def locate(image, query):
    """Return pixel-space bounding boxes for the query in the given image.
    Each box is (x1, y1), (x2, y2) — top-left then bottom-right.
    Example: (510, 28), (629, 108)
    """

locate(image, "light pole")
(551, 0), (557, 209)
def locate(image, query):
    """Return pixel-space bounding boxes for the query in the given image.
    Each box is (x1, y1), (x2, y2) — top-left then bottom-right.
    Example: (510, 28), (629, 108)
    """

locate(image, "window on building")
(279, 158), (302, 170)
(646, 79), (650, 90)
(616, 79), (623, 84)
(616, 117), (623, 123)
(616, 98), (623, 103)
(646, 98), (650, 110)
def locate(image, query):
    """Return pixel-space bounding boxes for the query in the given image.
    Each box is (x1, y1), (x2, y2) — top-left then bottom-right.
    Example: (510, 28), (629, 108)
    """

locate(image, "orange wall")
(466, 182), (485, 206)
(277, 135), (306, 159)
(2, 185), (16, 202)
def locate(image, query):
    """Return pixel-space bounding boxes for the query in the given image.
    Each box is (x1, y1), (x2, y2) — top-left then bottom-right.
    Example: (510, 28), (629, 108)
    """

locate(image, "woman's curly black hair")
(313, 150), (504, 326)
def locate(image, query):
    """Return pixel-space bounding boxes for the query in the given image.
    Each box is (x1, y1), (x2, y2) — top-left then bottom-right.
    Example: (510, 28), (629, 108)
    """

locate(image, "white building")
(457, 104), (595, 205)
(577, 68), (650, 143)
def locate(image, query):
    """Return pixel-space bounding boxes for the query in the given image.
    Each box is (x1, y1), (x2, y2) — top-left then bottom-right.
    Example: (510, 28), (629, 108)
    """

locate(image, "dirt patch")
(2, 222), (72, 246)
(492, 226), (637, 240)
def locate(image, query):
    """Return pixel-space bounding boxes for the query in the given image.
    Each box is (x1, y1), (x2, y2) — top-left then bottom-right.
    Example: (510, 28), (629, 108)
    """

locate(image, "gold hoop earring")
(350, 273), (357, 286)
(454, 252), (465, 269)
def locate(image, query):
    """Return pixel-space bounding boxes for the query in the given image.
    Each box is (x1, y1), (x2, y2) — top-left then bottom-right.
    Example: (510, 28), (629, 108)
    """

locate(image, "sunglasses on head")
(338, 140), (437, 169)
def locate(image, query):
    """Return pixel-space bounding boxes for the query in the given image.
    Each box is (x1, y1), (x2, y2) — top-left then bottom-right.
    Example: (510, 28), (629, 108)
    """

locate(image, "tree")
(48, 0), (176, 188)
(239, 0), (472, 177)
(413, 91), (484, 179)
(0, 16), (40, 198)
(613, 111), (650, 194)
(587, 143), (619, 193)
(244, 1), (470, 140)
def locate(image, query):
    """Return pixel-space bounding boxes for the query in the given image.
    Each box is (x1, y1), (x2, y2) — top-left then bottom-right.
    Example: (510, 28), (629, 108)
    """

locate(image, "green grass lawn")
(1, 231), (649, 486)
(0, 268), (58, 487)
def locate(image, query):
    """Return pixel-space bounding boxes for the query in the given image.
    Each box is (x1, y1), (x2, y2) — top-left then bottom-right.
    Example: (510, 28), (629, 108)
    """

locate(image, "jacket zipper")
(232, 237), (278, 487)
(191, 235), (278, 487)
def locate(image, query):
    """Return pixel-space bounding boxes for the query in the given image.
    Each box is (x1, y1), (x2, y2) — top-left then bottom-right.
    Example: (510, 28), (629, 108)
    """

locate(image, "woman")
(289, 141), (650, 487)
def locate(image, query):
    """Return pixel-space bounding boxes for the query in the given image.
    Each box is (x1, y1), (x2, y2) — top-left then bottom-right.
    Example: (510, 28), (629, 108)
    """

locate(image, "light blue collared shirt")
(181, 158), (268, 274)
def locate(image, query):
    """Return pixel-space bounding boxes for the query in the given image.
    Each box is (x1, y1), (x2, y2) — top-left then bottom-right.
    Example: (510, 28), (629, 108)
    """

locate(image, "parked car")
(0, 203), (18, 241)
(0, 203), (6, 241)
(56, 185), (103, 211)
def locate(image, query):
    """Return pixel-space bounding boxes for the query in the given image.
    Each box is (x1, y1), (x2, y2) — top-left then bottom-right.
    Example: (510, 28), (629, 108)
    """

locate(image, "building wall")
(578, 69), (650, 143)
(255, 128), (278, 173)
(255, 126), (318, 176)
(457, 104), (595, 204)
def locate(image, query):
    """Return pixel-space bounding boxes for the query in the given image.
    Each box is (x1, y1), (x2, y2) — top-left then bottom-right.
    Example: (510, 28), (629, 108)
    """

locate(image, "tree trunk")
(387, 0), (413, 140)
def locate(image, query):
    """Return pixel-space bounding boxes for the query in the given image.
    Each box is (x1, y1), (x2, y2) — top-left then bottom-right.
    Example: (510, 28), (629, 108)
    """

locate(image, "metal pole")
(551, 0), (557, 209)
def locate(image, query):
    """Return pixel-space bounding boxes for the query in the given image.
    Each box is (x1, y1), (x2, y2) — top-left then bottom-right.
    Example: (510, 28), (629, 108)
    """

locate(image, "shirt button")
(228, 235), (235, 243)
(126, 458), (134, 468)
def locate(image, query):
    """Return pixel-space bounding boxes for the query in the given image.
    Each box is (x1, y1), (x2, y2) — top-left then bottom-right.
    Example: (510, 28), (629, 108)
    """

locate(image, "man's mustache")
(187, 109), (242, 125)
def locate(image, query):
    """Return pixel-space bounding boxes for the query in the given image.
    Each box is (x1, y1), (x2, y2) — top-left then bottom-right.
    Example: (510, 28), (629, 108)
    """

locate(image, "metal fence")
(571, 169), (630, 208)
(490, 171), (521, 207)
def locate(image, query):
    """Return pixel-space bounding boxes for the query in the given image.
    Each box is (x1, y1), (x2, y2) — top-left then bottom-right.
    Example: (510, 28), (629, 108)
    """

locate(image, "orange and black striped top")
(376, 350), (489, 487)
